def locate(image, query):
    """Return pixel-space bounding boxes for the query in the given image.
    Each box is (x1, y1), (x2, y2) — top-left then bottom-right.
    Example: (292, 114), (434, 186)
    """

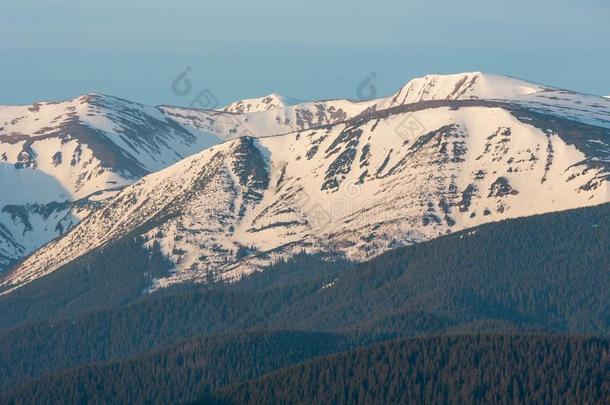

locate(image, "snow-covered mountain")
(378, 72), (610, 127)
(219, 93), (290, 113)
(0, 93), (373, 270)
(383, 72), (546, 105)
(3, 72), (609, 293)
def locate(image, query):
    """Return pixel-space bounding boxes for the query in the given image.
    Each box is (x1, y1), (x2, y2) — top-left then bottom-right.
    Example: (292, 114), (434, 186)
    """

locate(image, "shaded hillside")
(0, 203), (608, 393)
(1, 331), (378, 405)
(213, 335), (610, 405)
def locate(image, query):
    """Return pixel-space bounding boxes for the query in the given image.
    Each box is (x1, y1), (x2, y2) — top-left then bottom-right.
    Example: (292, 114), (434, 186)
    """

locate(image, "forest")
(0, 202), (608, 402)
(211, 335), (610, 405)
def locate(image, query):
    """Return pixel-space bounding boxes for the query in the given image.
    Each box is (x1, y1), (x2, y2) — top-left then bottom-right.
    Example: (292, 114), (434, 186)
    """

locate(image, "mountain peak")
(72, 92), (146, 108)
(388, 72), (548, 106)
(2, 72), (609, 286)
(220, 93), (289, 114)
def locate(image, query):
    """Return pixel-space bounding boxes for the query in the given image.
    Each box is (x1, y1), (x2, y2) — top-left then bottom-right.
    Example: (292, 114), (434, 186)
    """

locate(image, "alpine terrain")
(2, 72), (609, 293)
(0, 92), (374, 271)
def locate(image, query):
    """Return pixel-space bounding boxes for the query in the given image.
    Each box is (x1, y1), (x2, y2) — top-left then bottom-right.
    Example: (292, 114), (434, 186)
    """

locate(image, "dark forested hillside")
(0, 331), (380, 405)
(0, 255), (355, 391)
(0, 236), (171, 329)
(0, 202), (609, 401)
(5, 334), (609, 405)
(212, 335), (610, 405)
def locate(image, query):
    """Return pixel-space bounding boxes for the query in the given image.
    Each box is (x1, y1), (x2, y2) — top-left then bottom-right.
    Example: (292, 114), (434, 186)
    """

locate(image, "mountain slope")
(383, 72), (545, 105)
(380, 72), (610, 128)
(0, 93), (371, 270)
(220, 93), (290, 113)
(3, 85), (609, 292)
(213, 335), (610, 405)
(5, 334), (608, 404)
(0, 330), (376, 404)
(2, 72), (609, 288)
(0, 94), (216, 270)
(0, 202), (608, 391)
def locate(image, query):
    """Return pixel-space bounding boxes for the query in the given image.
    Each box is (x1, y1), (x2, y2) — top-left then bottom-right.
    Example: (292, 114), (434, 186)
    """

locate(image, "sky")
(1, 0), (609, 107)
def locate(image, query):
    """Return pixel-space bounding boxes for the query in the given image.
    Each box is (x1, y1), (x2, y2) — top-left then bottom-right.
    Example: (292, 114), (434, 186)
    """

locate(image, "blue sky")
(1, 0), (609, 107)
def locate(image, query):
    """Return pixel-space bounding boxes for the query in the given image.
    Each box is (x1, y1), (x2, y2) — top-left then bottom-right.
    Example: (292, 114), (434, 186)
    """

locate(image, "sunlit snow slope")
(0, 93), (371, 270)
(3, 72), (609, 293)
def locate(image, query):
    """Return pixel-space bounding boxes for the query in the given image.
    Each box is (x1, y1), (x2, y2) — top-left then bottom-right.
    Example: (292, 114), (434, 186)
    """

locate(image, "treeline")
(0, 203), (608, 397)
(0, 236), (170, 329)
(213, 335), (610, 405)
(0, 250), (360, 391)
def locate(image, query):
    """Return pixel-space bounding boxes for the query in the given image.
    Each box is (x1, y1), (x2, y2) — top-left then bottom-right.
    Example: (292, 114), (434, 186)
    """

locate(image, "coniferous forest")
(3, 2), (610, 402)
(0, 203), (609, 403)
(211, 335), (610, 405)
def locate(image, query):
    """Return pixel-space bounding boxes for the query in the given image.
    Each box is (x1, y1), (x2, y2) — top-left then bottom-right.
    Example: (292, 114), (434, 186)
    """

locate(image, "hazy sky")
(1, 0), (609, 107)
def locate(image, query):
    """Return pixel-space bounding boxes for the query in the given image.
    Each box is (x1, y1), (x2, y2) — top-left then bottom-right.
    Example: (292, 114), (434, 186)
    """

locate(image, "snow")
(1, 71), (610, 293)
(0, 93), (369, 268)
(379, 72), (610, 128)
(219, 93), (290, 113)
(160, 97), (376, 142)
(386, 72), (545, 106)
(4, 91), (609, 293)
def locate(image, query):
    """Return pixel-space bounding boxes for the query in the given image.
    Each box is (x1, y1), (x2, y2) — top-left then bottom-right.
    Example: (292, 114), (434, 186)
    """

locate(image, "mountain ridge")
(0, 90), (375, 270)
(219, 93), (292, 113)
(1, 72), (609, 291)
(2, 72), (609, 292)
(0, 201), (608, 390)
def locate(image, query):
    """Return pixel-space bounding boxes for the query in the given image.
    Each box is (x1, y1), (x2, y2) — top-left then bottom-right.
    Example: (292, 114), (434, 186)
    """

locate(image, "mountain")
(0, 201), (608, 395)
(0, 93), (217, 271)
(0, 330), (372, 404)
(2, 72), (609, 294)
(219, 93), (291, 113)
(0, 93), (372, 271)
(380, 72), (610, 128)
(211, 335), (610, 405)
(4, 334), (608, 404)
(382, 72), (546, 105)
